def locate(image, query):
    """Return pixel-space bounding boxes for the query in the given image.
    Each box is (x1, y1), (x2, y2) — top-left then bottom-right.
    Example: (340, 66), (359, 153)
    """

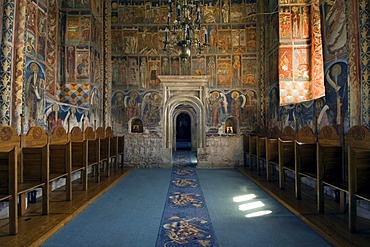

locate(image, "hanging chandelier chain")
(164, 0), (209, 60)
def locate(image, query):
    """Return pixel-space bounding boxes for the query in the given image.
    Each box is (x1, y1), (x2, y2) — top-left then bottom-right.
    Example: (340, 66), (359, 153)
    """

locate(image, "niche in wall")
(131, 118), (143, 133)
(225, 117), (237, 134)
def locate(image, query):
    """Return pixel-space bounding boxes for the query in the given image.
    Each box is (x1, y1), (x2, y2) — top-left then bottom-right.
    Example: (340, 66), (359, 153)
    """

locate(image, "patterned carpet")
(156, 151), (218, 247)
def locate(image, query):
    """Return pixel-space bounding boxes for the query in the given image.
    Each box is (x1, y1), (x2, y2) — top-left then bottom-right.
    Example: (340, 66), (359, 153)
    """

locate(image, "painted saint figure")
(26, 62), (44, 126)
(208, 91), (222, 127)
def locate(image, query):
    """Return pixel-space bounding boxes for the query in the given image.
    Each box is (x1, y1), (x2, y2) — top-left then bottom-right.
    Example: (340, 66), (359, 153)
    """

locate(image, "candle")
(167, 13), (171, 25)
(177, 4), (181, 18)
(204, 28), (208, 44)
(165, 27), (169, 42)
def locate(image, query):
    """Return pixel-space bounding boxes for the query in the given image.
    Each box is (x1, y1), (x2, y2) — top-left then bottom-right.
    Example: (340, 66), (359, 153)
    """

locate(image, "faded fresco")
(266, 0), (368, 133)
(278, 0), (325, 106)
(0, 0), (369, 136)
(111, 0), (258, 90)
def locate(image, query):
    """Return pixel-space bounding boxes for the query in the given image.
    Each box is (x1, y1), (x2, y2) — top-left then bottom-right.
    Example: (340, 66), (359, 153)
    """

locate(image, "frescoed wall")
(0, 0), (368, 138)
(111, 0), (259, 133)
(20, 0), (104, 132)
(266, 0), (369, 133)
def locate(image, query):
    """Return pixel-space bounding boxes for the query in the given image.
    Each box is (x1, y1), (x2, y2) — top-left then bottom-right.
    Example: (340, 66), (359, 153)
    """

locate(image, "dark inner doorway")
(176, 113), (191, 150)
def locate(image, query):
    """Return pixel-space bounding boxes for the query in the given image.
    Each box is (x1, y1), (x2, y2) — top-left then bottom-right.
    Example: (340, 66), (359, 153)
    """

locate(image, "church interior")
(0, 0), (370, 246)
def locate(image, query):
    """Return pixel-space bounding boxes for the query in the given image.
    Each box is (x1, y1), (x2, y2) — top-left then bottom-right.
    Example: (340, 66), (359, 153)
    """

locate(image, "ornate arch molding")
(164, 95), (206, 150)
(158, 75), (209, 152)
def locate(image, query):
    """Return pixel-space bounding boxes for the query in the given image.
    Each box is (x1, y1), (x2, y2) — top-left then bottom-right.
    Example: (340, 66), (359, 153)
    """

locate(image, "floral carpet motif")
(156, 151), (218, 247)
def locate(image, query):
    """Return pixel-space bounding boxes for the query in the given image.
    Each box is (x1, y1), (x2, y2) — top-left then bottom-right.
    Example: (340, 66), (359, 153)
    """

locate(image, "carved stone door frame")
(159, 76), (209, 160)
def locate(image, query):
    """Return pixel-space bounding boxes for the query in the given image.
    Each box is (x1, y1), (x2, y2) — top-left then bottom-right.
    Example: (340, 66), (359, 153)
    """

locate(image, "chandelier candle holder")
(164, 0), (209, 60)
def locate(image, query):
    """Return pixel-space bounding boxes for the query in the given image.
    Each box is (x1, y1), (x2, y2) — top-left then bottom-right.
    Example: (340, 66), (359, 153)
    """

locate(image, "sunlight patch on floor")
(233, 194), (256, 203)
(233, 194), (272, 218)
(239, 201), (265, 211)
(245, 210), (272, 218)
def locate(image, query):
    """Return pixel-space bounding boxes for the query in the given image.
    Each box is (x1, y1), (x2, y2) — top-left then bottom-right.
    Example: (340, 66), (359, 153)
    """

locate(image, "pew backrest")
(70, 126), (84, 142)
(281, 126), (296, 141)
(296, 125), (316, 144)
(49, 126), (68, 145)
(318, 125), (340, 146)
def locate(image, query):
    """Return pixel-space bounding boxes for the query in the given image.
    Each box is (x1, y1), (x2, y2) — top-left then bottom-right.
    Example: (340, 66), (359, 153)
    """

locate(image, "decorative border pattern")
(0, 0), (15, 125)
(359, 0), (370, 127)
(13, 0), (27, 132)
(347, 0), (362, 126)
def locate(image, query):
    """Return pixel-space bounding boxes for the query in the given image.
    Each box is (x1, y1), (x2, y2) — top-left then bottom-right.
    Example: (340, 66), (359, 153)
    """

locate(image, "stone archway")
(158, 76), (209, 165)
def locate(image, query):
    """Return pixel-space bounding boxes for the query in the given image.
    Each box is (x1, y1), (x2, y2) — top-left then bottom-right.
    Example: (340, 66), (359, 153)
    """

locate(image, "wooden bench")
(347, 125), (370, 232)
(107, 127), (118, 172)
(85, 127), (100, 183)
(117, 135), (124, 167)
(19, 126), (49, 216)
(252, 127), (270, 175)
(265, 126), (281, 181)
(242, 133), (249, 167)
(295, 125), (317, 199)
(70, 126), (88, 191)
(48, 126), (72, 201)
(0, 126), (18, 234)
(316, 125), (345, 213)
(248, 133), (257, 171)
(96, 127), (110, 177)
(278, 126), (296, 189)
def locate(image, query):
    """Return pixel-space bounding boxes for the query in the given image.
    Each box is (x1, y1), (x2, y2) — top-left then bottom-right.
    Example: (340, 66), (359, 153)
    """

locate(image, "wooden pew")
(85, 127), (100, 183)
(20, 126), (49, 216)
(347, 125), (370, 232)
(255, 126), (270, 176)
(48, 126), (72, 201)
(107, 127), (118, 172)
(278, 126), (296, 189)
(265, 126), (281, 181)
(316, 125), (345, 213)
(249, 126), (268, 172)
(96, 127), (110, 177)
(295, 125), (317, 200)
(70, 126), (88, 191)
(0, 126), (18, 234)
(242, 133), (249, 167)
(117, 135), (124, 167)
(248, 133), (257, 171)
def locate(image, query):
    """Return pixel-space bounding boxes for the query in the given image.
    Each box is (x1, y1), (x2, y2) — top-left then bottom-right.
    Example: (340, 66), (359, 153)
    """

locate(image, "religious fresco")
(111, 0), (258, 90)
(206, 89), (257, 131)
(270, 60), (349, 134)
(111, 90), (163, 131)
(322, 0), (347, 62)
(24, 61), (46, 128)
(0, 0), (368, 136)
(278, 0), (325, 106)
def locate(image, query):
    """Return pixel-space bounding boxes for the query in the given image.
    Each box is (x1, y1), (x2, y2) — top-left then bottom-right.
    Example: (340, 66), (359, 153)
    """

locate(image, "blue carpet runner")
(156, 151), (218, 247)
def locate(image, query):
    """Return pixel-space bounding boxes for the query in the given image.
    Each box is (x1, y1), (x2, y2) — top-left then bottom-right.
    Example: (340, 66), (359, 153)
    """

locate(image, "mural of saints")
(25, 62), (45, 127)
(125, 91), (140, 122)
(230, 91), (242, 122)
(142, 92), (162, 126)
(207, 91), (227, 128)
(113, 92), (124, 125)
(242, 91), (257, 130)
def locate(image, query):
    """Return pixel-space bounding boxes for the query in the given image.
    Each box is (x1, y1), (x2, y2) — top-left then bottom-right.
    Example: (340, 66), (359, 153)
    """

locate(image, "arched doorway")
(176, 112), (191, 150)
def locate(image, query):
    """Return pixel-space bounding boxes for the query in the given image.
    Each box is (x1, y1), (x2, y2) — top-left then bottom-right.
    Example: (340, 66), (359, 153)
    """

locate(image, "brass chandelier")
(163, 0), (209, 61)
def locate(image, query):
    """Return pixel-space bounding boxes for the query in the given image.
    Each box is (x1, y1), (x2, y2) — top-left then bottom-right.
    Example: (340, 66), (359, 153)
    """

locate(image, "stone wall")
(198, 135), (244, 168)
(124, 133), (244, 168)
